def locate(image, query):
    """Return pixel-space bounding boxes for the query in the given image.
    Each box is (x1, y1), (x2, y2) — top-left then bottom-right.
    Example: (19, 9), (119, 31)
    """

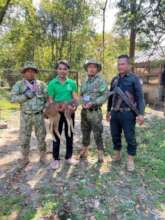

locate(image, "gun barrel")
(114, 87), (139, 115)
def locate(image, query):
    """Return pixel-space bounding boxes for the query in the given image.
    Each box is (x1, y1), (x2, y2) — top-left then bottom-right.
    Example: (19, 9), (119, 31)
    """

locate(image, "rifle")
(75, 87), (139, 115)
(108, 87), (139, 116)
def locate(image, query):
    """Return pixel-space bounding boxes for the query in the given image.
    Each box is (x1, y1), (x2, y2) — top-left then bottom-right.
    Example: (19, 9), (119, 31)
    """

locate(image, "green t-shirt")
(48, 76), (77, 102)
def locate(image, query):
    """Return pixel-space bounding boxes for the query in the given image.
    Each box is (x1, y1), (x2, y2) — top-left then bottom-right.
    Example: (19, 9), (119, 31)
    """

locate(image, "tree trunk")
(0, 0), (11, 24)
(129, 28), (136, 62)
(68, 30), (72, 64)
(102, 0), (108, 74)
(129, 0), (137, 71)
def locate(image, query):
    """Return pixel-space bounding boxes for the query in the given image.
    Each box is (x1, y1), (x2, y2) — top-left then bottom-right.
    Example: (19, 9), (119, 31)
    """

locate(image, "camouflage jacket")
(80, 73), (108, 106)
(11, 79), (47, 113)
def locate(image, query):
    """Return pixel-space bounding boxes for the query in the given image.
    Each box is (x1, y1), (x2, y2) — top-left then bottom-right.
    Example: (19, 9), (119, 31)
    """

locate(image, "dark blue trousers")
(110, 111), (137, 156)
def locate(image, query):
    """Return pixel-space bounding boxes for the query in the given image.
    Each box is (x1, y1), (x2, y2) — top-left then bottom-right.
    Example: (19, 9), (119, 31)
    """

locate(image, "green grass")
(0, 87), (19, 110)
(0, 117), (165, 219)
(136, 118), (165, 180)
(0, 91), (165, 219)
(0, 87), (19, 120)
(0, 99), (19, 110)
(0, 195), (25, 219)
(0, 87), (10, 100)
(37, 117), (165, 219)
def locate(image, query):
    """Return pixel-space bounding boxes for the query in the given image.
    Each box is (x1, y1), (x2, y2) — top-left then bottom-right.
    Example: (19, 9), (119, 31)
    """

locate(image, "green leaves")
(116, 0), (165, 52)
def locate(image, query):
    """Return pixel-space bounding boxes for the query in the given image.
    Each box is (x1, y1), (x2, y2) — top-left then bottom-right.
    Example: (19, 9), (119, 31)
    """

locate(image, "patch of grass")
(20, 207), (36, 220)
(0, 195), (25, 219)
(0, 87), (10, 100)
(0, 87), (19, 120)
(1, 112), (165, 219)
(0, 87), (19, 110)
(136, 118), (165, 180)
(40, 199), (58, 216)
(0, 99), (19, 110)
(0, 196), (38, 220)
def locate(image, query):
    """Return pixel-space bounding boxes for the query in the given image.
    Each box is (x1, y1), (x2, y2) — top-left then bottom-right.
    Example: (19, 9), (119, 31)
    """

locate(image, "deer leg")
(53, 114), (61, 141)
(49, 118), (56, 141)
(64, 111), (74, 137)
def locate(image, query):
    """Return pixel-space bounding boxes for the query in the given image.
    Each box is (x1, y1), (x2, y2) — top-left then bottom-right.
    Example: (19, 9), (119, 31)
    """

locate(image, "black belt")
(111, 107), (131, 112)
(23, 111), (43, 115)
(83, 106), (101, 111)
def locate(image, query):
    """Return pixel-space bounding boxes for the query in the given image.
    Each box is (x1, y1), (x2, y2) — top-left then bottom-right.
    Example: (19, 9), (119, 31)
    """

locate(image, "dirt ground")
(0, 110), (165, 220)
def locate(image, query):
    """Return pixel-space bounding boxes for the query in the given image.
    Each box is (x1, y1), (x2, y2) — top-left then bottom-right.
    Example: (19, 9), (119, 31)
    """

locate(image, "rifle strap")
(111, 77), (138, 115)
(112, 76), (120, 108)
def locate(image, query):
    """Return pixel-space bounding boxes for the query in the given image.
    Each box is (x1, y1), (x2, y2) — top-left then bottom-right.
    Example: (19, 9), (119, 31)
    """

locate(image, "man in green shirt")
(48, 74), (77, 103)
(79, 60), (108, 163)
(48, 60), (78, 169)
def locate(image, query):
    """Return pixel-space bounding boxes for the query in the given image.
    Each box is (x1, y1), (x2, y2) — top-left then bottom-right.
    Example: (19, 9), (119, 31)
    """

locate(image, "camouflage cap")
(55, 60), (70, 69)
(84, 59), (102, 72)
(21, 62), (39, 74)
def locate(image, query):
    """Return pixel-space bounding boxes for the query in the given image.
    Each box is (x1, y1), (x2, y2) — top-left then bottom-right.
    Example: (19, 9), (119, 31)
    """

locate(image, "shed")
(134, 47), (165, 105)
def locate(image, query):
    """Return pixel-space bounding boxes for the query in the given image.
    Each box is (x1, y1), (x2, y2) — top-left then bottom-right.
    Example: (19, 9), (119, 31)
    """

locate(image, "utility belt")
(83, 105), (101, 112)
(111, 107), (131, 112)
(23, 111), (43, 115)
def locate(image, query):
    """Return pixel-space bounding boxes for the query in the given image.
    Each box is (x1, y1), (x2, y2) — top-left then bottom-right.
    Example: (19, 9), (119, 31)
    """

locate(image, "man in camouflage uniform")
(79, 60), (108, 162)
(11, 62), (47, 166)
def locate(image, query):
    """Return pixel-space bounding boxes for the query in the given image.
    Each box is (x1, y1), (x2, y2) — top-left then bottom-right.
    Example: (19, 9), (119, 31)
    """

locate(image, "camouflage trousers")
(20, 111), (46, 155)
(81, 109), (104, 150)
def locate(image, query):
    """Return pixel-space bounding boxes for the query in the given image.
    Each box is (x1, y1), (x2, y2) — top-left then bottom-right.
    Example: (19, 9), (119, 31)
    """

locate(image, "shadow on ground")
(0, 112), (165, 220)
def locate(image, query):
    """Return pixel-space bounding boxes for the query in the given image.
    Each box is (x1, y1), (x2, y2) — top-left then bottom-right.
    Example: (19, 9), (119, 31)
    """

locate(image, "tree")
(116, 0), (165, 63)
(0, 0), (130, 86)
(0, 0), (94, 85)
(102, 0), (108, 73)
(0, 0), (11, 24)
(85, 32), (129, 79)
(38, 0), (92, 66)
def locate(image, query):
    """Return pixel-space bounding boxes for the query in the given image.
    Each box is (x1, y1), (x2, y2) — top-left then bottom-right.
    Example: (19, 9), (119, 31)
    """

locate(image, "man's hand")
(24, 90), (35, 99)
(48, 96), (53, 104)
(67, 104), (76, 113)
(57, 103), (66, 112)
(83, 102), (93, 109)
(136, 115), (144, 125)
(106, 112), (111, 121)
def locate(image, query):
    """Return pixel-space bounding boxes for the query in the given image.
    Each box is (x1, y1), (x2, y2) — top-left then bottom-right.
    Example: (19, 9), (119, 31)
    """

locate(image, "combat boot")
(98, 150), (104, 163)
(19, 154), (29, 168)
(39, 151), (46, 164)
(112, 150), (121, 162)
(79, 147), (88, 159)
(127, 156), (135, 172)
